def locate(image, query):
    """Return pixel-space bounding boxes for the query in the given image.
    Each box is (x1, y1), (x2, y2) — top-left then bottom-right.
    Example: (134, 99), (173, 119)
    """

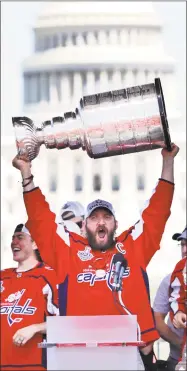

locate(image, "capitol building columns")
(60, 72), (71, 106)
(76, 33), (85, 46)
(40, 72), (50, 103)
(84, 71), (95, 95)
(98, 30), (108, 45)
(125, 69), (135, 87)
(136, 69), (146, 85)
(119, 28), (129, 45)
(145, 70), (155, 84)
(108, 29), (119, 45)
(49, 72), (59, 104)
(81, 155), (93, 201)
(99, 70), (109, 92)
(112, 70), (122, 90)
(72, 71), (83, 103)
(161, 71), (176, 108)
(87, 31), (97, 45)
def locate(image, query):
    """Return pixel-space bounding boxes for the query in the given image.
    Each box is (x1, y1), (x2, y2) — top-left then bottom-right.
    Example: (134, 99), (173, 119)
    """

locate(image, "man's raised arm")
(132, 144), (179, 267)
(12, 154), (69, 281)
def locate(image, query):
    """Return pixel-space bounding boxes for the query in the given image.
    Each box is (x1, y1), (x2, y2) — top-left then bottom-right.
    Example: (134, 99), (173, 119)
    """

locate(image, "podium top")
(47, 315), (138, 343)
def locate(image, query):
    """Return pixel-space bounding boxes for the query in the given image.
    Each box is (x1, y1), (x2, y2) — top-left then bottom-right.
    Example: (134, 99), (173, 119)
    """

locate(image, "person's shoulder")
(117, 227), (134, 243)
(153, 274), (171, 312)
(173, 257), (186, 272)
(69, 231), (88, 247)
(43, 264), (55, 271)
(40, 263), (56, 273)
(162, 273), (172, 285)
(155, 274), (171, 294)
(38, 263), (58, 281)
(0, 268), (14, 278)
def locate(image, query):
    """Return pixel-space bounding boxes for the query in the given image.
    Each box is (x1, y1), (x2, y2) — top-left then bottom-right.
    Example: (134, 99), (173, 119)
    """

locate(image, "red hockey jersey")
(169, 257), (187, 362)
(0, 263), (59, 370)
(169, 257), (187, 317)
(24, 179), (174, 344)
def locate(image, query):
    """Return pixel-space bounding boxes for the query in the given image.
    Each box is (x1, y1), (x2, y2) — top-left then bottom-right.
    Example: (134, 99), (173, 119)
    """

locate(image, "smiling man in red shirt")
(0, 224), (59, 371)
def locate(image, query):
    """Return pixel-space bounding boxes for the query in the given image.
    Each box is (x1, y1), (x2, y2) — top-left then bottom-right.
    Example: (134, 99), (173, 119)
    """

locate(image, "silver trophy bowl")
(12, 78), (171, 161)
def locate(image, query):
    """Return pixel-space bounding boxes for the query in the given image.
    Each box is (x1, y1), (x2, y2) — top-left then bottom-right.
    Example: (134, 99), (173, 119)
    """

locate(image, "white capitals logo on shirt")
(77, 259), (130, 290)
(77, 246), (94, 261)
(0, 289), (37, 327)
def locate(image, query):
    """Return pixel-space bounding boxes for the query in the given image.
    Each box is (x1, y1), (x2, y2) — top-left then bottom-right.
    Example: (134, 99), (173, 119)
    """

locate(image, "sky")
(1, 1), (186, 139)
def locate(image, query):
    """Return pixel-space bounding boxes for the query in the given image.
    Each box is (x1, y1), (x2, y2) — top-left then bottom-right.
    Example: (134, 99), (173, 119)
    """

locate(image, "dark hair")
(34, 249), (43, 263)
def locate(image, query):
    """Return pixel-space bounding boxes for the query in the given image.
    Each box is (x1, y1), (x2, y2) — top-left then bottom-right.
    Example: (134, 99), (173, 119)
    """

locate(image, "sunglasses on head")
(76, 220), (83, 229)
(61, 211), (84, 229)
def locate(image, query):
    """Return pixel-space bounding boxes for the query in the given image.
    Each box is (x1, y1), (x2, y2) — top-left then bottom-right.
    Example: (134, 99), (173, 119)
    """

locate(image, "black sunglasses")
(76, 220), (83, 229)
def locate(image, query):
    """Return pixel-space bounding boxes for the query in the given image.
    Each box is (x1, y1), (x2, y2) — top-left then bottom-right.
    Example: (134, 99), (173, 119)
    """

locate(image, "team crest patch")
(77, 246), (94, 261)
(0, 281), (5, 293)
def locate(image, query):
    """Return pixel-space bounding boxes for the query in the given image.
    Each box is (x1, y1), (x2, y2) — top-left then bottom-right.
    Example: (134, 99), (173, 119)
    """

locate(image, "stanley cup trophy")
(12, 78), (171, 161)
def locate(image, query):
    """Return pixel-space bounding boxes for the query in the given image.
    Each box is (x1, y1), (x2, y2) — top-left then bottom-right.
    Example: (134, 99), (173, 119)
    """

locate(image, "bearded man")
(12, 143), (179, 370)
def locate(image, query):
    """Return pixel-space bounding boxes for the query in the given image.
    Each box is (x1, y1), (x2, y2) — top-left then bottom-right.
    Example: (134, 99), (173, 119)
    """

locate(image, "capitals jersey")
(169, 258), (187, 362)
(24, 179), (174, 344)
(0, 263), (59, 370)
(169, 257), (187, 317)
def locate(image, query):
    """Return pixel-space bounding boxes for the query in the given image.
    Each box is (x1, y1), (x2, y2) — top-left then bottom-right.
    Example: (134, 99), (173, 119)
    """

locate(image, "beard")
(86, 225), (116, 251)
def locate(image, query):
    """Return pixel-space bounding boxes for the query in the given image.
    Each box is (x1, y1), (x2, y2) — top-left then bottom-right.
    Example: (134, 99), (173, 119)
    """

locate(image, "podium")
(43, 315), (145, 370)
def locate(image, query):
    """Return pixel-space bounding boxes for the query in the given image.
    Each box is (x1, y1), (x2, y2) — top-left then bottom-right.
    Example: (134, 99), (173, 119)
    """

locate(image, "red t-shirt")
(169, 257), (187, 317)
(24, 179), (174, 344)
(169, 257), (187, 361)
(0, 263), (59, 370)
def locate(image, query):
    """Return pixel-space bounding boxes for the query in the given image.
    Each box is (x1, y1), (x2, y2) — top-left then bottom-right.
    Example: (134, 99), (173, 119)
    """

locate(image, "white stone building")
(2, 2), (186, 296)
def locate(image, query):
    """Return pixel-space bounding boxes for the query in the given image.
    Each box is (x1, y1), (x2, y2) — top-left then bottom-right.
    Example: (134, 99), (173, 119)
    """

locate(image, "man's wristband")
(22, 175), (34, 187)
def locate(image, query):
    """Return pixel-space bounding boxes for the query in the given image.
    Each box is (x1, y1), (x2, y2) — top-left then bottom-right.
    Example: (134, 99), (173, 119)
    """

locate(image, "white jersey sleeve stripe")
(56, 223), (70, 245)
(42, 283), (59, 315)
(131, 182), (158, 241)
(169, 277), (181, 314)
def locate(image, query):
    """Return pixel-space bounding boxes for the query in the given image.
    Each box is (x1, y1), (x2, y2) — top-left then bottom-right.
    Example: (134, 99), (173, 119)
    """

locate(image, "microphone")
(111, 254), (142, 343)
(112, 253), (127, 292)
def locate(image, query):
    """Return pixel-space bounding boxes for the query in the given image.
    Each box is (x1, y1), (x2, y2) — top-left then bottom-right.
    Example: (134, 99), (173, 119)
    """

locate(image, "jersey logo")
(0, 281), (5, 293)
(77, 256), (130, 291)
(77, 246), (94, 261)
(0, 289), (37, 327)
(115, 242), (126, 254)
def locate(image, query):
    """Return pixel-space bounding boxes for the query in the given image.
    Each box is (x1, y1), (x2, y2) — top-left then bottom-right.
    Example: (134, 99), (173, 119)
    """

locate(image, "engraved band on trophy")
(12, 78), (172, 161)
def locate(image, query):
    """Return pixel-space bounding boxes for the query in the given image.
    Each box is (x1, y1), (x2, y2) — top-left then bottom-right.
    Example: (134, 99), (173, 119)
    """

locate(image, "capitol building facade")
(2, 2), (186, 290)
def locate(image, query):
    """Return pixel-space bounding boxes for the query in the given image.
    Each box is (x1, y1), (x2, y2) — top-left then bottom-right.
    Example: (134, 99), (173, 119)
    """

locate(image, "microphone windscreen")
(113, 253), (127, 269)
